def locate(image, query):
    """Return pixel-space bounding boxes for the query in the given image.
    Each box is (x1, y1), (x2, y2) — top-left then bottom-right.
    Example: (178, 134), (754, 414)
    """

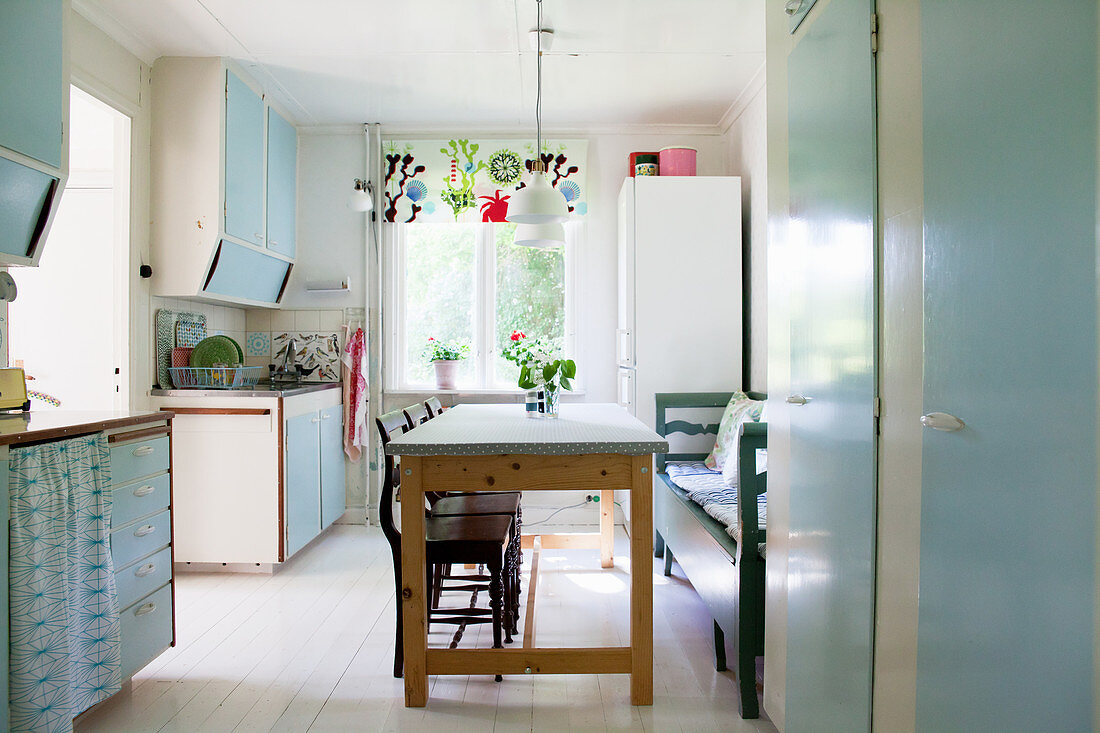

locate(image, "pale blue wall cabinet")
(286, 412), (322, 558)
(224, 70), (266, 247)
(0, 0), (64, 169)
(319, 405), (346, 528)
(151, 59), (297, 307)
(266, 107), (298, 258)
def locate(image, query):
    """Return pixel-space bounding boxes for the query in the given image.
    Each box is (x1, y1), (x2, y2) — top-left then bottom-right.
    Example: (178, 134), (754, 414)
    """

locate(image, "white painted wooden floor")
(76, 525), (777, 733)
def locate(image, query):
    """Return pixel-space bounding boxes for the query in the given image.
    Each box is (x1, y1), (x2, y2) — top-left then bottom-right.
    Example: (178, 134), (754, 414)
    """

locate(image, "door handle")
(322, 413), (332, 420)
(786, 394), (811, 405)
(785, 0), (804, 15)
(254, 232), (264, 241)
(311, 417), (322, 423)
(920, 412), (965, 432)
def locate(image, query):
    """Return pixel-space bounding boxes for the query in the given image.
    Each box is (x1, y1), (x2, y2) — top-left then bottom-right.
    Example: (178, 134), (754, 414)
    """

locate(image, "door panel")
(0, 156), (58, 258)
(265, 107), (297, 258)
(285, 412), (321, 557)
(319, 405), (345, 529)
(224, 70), (265, 246)
(785, 0), (877, 730)
(203, 240), (291, 304)
(917, 3), (1097, 729)
(0, 0), (63, 168)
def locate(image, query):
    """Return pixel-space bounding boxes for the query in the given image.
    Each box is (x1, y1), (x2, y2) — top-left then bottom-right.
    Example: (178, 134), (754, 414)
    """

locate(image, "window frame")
(385, 220), (579, 393)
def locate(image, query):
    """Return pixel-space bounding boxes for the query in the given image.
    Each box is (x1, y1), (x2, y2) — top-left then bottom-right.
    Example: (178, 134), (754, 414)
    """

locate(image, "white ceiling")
(73, 0), (766, 130)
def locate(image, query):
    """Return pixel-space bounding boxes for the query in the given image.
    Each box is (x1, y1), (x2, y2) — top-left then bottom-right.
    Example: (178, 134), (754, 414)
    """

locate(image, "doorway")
(9, 86), (131, 410)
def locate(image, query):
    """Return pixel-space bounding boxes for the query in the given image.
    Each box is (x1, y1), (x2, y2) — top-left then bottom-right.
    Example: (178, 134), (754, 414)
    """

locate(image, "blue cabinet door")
(266, 107), (297, 258)
(224, 70), (265, 246)
(203, 240), (291, 304)
(0, 0), (63, 168)
(0, 156), (59, 259)
(319, 405), (345, 529)
(285, 412), (320, 558)
(785, 0), (877, 730)
(917, 3), (1097, 730)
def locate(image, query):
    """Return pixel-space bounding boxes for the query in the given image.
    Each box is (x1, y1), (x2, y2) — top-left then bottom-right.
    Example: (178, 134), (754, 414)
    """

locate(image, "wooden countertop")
(0, 410), (172, 447)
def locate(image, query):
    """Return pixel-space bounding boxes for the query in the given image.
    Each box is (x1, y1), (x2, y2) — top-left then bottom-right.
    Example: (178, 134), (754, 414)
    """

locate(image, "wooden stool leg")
(663, 548), (674, 577)
(654, 529), (665, 559)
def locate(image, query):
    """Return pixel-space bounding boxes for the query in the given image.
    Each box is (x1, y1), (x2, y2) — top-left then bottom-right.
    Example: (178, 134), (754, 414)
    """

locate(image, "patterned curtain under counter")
(8, 435), (120, 733)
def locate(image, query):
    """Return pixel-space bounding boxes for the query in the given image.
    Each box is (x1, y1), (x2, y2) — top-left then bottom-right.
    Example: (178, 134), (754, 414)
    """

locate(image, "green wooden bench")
(653, 392), (766, 719)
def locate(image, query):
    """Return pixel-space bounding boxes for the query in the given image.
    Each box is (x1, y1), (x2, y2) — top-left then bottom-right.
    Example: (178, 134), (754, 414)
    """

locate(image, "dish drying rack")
(169, 366), (265, 390)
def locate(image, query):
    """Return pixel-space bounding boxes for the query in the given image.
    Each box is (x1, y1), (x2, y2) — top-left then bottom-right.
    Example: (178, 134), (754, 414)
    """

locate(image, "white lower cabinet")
(152, 387), (344, 566)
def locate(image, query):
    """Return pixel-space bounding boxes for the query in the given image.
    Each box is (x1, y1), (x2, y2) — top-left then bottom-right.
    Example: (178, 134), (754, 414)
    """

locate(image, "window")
(388, 221), (576, 391)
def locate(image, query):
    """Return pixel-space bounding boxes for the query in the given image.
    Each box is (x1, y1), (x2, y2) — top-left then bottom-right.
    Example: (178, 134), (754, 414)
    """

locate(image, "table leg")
(629, 455), (654, 705)
(600, 489), (615, 568)
(400, 456), (428, 707)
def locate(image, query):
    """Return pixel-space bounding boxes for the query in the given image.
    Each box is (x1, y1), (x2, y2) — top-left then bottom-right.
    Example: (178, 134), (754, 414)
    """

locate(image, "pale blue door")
(224, 70), (265, 247)
(785, 0), (877, 730)
(917, 3), (1097, 730)
(266, 107), (297, 258)
(0, 0), (63, 168)
(319, 405), (345, 529)
(285, 412), (320, 557)
(0, 156), (58, 258)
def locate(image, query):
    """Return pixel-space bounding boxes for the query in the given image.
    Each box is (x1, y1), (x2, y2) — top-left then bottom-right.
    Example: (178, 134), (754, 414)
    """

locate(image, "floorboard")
(75, 524), (776, 733)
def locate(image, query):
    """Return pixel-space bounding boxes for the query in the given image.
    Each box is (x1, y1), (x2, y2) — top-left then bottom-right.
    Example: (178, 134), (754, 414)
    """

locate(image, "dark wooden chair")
(376, 409), (513, 680)
(403, 402), (430, 427)
(424, 396), (445, 418)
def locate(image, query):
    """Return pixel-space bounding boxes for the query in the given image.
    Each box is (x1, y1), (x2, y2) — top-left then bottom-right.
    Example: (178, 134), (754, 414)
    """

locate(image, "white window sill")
(385, 388), (587, 398)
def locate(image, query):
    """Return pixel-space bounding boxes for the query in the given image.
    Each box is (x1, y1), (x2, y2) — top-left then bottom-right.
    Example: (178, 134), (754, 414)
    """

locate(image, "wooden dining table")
(384, 402), (669, 707)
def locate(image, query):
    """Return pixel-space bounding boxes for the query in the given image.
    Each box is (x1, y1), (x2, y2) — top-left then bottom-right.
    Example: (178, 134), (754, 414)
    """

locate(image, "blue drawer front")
(111, 509), (171, 570)
(120, 583), (173, 678)
(0, 156), (58, 258)
(112, 472), (171, 530)
(110, 436), (170, 486)
(115, 546), (172, 611)
(203, 240), (291, 304)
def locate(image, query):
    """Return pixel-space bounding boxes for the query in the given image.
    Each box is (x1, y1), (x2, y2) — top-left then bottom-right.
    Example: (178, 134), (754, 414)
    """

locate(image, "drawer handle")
(133, 485), (156, 497)
(135, 563), (156, 578)
(134, 524), (156, 537)
(135, 602), (157, 617)
(132, 445), (155, 457)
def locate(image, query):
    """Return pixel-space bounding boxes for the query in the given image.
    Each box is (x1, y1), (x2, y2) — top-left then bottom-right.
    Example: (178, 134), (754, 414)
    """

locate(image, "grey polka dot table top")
(384, 403), (670, 456)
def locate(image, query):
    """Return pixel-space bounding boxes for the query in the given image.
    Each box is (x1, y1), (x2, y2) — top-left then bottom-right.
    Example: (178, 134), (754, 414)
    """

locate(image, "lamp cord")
(536, 0), (543, 162)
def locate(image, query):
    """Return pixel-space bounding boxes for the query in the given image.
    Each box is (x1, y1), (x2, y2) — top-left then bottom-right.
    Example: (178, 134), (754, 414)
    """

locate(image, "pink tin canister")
(659, 146), (698, 176)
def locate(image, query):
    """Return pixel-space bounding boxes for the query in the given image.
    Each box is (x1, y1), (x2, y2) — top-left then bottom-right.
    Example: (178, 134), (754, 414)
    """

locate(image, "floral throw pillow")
(704, 392), (765, 483)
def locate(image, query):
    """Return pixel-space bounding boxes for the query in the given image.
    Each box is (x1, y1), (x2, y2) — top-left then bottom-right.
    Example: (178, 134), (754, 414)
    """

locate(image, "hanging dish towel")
(9, 434), (120, 733)
(341, 326), (368, 461)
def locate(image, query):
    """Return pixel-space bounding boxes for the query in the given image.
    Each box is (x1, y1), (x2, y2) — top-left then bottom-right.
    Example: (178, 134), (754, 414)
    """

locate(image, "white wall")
(723, 72), (768, 392)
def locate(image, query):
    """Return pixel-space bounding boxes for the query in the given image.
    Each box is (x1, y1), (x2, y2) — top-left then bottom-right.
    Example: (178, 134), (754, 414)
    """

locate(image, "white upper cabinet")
(0, 0), (68, 267)
(151, 58), (297, 308)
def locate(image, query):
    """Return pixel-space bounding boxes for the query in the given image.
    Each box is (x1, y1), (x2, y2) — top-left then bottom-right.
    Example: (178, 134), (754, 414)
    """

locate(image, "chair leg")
(392, 555), (403, 679)
(654, 530), (665, 559)
(432, 563), (444, 609)
(713, 619), (727, 672)
(663, 548), (674, 577)
(489, 556), (504, 681)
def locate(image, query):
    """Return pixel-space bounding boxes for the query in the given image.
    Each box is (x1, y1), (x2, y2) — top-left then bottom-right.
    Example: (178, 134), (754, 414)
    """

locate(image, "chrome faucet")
(270, 338), (300, 384)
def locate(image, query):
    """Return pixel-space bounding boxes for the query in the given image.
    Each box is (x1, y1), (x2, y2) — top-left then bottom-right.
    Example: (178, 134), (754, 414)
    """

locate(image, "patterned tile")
(246, 331), (271, 358)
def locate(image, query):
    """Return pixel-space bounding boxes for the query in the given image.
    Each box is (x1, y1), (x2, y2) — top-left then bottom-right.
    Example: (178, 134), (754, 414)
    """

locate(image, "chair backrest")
(375, 409), (412, 549)
(403, 402), (429, 428)
(424, 396), (445, 418)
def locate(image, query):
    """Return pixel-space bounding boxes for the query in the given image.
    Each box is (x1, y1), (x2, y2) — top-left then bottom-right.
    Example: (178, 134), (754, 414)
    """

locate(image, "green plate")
(189, 336), (242, 367)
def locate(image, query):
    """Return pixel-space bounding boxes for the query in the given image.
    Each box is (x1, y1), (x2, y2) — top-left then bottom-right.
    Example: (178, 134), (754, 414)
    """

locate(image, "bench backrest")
(654, 391), (766, 472)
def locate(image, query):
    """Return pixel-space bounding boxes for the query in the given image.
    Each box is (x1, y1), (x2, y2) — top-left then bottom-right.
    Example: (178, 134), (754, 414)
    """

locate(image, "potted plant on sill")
(502, 330), (576, 418)
(424, 337), (470, 390)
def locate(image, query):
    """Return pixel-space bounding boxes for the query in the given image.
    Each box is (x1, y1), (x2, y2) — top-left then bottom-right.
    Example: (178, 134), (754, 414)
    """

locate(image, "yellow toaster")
(0, 368), (29, 411)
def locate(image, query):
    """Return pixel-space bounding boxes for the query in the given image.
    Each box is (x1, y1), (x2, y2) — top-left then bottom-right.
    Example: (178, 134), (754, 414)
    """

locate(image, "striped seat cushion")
(664, 462), (767, 542)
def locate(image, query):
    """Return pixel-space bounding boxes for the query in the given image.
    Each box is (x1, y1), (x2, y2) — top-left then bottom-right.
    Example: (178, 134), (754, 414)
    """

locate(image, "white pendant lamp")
(507, 0), (569, 227)
(514, 221), (565, 248)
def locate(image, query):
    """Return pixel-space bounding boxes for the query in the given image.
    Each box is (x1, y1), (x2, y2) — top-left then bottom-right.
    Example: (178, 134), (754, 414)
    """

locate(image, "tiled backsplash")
(244, 309), (349, 382)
